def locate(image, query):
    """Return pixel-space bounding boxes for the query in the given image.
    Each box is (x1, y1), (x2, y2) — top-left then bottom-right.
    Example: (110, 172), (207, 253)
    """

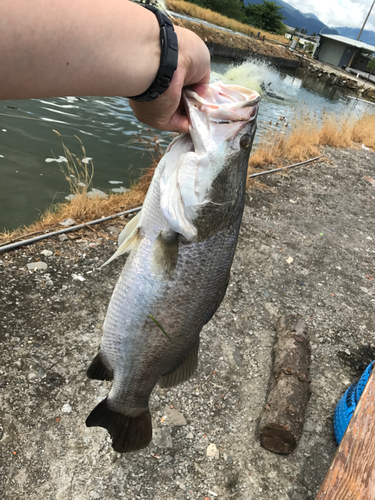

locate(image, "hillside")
(244, 0), (338, 35)
(334, 27), (375, 47)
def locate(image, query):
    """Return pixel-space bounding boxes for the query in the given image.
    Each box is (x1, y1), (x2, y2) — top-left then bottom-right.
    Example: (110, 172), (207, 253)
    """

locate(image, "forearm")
(0, 0), (161, 99)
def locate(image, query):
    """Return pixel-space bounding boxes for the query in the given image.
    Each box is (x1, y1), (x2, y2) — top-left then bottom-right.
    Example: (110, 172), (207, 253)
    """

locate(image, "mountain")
(333, 27), (375, 47)
(244, 0), (339, 35)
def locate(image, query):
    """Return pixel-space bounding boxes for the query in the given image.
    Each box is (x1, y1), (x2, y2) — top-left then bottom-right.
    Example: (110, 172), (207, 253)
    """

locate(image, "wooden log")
(259, 314), (311, 454)
(315, 368), (375, 500)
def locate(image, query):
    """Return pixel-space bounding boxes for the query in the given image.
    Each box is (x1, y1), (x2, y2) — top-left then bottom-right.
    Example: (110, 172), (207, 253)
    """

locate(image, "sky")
(285, 0), (375, 31)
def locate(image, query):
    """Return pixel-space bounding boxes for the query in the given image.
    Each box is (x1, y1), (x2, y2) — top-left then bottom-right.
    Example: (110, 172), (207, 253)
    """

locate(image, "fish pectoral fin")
(101, 227), (141, 267)
(159, 336), (200, 388)
(86, 398), (152, 453)
(151, 230), (178, 280)
(87, 352), (114, 381)
(118, 211), (141, 247)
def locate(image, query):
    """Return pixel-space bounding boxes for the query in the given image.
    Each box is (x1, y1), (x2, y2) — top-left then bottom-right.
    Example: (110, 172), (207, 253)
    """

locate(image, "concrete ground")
(1, 146), (375, 499)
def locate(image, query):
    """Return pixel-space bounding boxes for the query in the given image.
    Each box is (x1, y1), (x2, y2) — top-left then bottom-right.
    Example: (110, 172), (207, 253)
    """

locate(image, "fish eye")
(240, 133), (250, 151)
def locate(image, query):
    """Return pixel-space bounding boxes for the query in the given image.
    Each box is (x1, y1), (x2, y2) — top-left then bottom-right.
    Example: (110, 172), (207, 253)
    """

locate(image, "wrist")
(128, 5), (178, 102)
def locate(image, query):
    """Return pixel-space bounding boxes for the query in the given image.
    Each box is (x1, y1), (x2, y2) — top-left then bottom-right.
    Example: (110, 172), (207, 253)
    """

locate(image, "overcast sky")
(285, 0), (375, 31)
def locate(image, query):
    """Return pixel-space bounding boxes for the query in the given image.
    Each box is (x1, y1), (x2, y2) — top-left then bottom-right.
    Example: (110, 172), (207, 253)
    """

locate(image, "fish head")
(160, 82), (260, 241)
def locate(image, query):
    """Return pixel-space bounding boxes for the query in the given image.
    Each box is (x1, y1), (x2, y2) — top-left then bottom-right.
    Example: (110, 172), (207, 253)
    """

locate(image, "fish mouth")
(184, 82), (260, 130)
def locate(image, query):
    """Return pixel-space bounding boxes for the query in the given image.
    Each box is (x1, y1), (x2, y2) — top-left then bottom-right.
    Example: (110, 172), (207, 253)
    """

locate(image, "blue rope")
(333, 361), (374, 445)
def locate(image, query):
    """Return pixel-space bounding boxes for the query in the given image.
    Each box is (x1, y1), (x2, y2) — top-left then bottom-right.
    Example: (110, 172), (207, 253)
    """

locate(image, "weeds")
(166, 0), (287, 44)
(248, 112), (375, 179)
(0, 137), (159, 244)
(1, 113), (374, 244)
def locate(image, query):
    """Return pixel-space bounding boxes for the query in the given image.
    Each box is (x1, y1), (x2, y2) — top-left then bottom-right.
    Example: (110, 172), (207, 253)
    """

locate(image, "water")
(1, 59), (374, 232)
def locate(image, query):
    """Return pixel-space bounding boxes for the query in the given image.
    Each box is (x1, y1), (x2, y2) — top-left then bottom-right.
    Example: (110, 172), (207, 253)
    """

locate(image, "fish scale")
(86, 82), (260, 452)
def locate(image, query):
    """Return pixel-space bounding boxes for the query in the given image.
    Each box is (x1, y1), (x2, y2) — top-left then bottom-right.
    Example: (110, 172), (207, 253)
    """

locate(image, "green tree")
(245, 0), (286, 34)
(188, 0), (246, 22)
(367, 58), (375, 73)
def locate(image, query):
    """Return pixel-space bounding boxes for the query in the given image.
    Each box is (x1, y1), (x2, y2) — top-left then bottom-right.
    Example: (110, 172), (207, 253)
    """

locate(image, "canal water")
(0, 58), (374, 231)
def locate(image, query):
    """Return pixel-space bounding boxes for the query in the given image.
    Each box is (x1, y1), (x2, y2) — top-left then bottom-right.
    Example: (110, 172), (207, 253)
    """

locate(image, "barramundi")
(86, 82), (260, 452)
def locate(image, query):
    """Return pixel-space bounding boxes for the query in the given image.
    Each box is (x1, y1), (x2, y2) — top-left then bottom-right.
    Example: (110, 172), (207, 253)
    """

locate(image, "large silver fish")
(86, 82), (260, 452)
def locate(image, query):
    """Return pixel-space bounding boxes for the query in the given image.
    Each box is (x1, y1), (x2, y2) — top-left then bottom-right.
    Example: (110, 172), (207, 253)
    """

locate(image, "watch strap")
(129, 5), (178, 102)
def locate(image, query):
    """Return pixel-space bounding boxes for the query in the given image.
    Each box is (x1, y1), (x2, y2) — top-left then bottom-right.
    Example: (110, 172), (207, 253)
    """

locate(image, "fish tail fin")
(86, 398), (152, 453)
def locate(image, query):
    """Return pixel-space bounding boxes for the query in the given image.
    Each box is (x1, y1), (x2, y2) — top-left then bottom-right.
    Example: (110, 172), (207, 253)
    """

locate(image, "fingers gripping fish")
(86, 82), (260, 452)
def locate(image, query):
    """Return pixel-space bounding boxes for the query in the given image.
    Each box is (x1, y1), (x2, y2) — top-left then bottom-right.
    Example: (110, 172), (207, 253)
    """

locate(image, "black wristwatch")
(129, 4), (178, 102)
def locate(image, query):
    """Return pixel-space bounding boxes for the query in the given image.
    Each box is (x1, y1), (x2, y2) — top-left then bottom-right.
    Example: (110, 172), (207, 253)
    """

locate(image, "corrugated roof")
(320, 34), (375, 53)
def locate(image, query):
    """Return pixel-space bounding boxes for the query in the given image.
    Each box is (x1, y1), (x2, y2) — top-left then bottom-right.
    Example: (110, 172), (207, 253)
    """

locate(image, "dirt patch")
(1, 146), (375, 499)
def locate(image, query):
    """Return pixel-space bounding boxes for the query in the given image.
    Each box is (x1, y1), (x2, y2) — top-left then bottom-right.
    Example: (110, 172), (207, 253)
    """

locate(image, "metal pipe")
(358, 0), (375, 40)
(0, 206), (142, 253)
(249, 155), (323, 178)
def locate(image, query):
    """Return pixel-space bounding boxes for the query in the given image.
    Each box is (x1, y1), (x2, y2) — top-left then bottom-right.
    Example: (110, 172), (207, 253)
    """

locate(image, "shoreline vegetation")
(1, 113), (374, 245)
(166, 0), (287, 44)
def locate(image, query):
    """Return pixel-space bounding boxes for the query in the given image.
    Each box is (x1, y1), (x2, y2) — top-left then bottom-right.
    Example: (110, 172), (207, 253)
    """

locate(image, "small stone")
(233, 348), (243, 367)
(206, 443), (219, 459)
(186, 432), (194, 440)
(87, 188), (107, 199)
(286, 256), (294, 264)
(106, 226), (121, 234)
(264, 302), (278, 317)
(289, 199), (297, 204)
(111, 187), (130, 194)
(58, 234), (69, 242)
(59, 218), (77, 227)
(89, 492), (100, 499)
(28, 371), (38, 381)
(360, 287), (369, 294)
(27, 262), (47, 271)
(62, 403), (72, 414)
(72, 274), (85, 282)
(164, 408), (187, 426)
(40, 250), (53, 257)
(153, 428), (173, 448)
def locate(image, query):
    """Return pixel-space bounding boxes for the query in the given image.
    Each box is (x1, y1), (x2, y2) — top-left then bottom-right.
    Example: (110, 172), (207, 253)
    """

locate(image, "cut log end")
(259, 423), (297, 454)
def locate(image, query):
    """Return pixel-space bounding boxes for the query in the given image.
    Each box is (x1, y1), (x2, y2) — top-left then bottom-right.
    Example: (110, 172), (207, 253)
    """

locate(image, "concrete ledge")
(206, 42), (299, 69)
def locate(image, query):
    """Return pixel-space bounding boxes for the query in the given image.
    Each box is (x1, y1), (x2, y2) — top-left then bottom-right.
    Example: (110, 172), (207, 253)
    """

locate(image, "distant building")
(313, 34), (375, 72)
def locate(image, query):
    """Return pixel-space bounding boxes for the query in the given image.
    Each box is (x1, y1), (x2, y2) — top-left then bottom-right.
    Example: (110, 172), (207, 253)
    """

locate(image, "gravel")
(0, 146), (374, 499)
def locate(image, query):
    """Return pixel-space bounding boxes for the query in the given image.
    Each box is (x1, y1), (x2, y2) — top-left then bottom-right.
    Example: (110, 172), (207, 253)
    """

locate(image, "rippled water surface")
(1, 58), (374, 231)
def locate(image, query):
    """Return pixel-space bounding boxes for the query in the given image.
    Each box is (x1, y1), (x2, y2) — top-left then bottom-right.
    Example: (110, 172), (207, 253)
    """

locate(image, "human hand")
(129, 25), (210, 134)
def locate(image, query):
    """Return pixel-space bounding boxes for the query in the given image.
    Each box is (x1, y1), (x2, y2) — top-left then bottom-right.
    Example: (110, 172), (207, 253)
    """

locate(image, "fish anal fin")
(87, 352), (114, 381)
(86, 398), (152, 453)
(159, 336), (199, 388)
(152, 230), (178, 280)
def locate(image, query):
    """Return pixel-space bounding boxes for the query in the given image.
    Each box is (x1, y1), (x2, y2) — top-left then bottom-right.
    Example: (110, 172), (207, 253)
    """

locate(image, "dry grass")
(248, 112), (375, 180)
(0, 137), (160, 245)
(1, 113), (374, 244)
(166, 0), (287, 44)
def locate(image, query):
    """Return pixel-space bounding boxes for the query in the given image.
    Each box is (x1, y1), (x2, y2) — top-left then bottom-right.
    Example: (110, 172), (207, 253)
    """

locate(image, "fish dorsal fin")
(159, 336), (200, 388)
(118, 211), (141, 247)
(101, 226), (141, 267)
